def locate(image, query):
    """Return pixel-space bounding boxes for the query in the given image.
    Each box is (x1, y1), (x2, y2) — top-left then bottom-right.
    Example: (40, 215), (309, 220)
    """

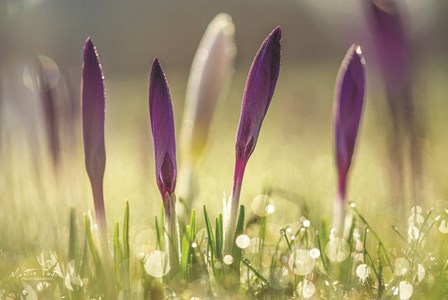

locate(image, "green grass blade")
(216, 213), (223, 261)
(122, 200), (131, 292)
(113, 220), (123, 288)
(123, 200), (130, 261)
(180, 210), (197, 278)
(231, 205), (245, 276)
(85, 214), (103, 276)
(203, 206), (216, 268)
(155, 215), (164, 251)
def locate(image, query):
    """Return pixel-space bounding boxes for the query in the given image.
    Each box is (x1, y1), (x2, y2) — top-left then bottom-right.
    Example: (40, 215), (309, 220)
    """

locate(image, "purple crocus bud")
(225, 27), (281, 253)
(82, 38), (107, 231)
(149, 58), (177, 208)
(333, 44), (366, 235)
(368, 0), (409, 87)
(149, 58), (181, 269)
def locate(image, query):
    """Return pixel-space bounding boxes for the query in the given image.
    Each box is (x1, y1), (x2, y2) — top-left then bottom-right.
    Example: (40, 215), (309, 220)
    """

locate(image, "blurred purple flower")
(226, 27), (281, 252)
(149, 58), (177, 207)
(333, 44), (366, 234)
(82, 37), (107, 230)
(37, 56), (60, 167)
(368, 0), (409, 86)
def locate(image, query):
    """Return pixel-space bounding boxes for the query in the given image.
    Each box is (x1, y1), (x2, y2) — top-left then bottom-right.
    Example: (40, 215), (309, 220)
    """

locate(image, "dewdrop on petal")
(144, 250), (170, 278)
(288, 249), (316, 275)
(297, 280), (316, 299)
(395, 257), (410, 276)
(325, 238), (350, 262)
(399, 281), (413, 300)
(236, 234), (251, 249)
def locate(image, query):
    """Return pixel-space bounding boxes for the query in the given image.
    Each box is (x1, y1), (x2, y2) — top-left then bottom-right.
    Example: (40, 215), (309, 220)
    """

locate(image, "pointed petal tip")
(270, 26), (282, 41)
(152, 57), (160, 66)
(84, 37), (94, 53)
(151, 57), (164, 76)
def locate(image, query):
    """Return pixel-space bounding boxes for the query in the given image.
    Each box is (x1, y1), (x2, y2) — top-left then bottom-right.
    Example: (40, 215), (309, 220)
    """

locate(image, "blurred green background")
(1, 0), (448, 255)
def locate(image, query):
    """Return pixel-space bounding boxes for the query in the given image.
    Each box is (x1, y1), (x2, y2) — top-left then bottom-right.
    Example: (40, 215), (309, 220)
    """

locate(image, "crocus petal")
(334, 44), (366, 200)
(180, 13), (236, 163)
(81, 37), (107, 227)
(235, 26), (281, 165)
(225, 27), (281, 255)
(149, 58), (177, 202)
(368, 0), (409, 86)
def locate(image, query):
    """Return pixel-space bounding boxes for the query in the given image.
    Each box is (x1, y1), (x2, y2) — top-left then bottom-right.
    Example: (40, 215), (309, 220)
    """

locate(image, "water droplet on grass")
(288, 249), (315, 275)
(395, 257), (410, 276)
(309, 248), (320, 259)
(144, 250), (170, 278)
(417, 264), (425, 282)
(399, 281), (413, 299)
(303, 220), (311, 228)
(356, 264), (370, 280)
(325, 238), (350, 262)
(439, 220), (448, 233)
(407, 225), (420, 241)
(251, 195), (275, 217)
(191, 242), (198, 248)
(236, 234), (250, 249)
(223, 255), (234, 265)
(297, 280), (315, 298)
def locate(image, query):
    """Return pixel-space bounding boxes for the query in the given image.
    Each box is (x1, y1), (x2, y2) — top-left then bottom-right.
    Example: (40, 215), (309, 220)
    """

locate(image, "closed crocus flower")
(82, 38), (107, 233)
(149, 58), (177, 205)
(178, 13), (236, 208)
(225, 27), (281, 253)
(368, 0), (422, 205)
(149, 58), (180, 268)
(180, 13), (236, 163)
(333, 44), (366, 236)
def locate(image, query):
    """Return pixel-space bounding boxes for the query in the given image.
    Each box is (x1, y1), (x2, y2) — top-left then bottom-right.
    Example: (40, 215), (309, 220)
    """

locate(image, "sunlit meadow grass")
(1, 54), (448, 299)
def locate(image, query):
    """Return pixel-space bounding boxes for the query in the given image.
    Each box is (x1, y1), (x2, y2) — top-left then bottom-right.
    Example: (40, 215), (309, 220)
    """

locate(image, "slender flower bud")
(149, 58), (177, 206)
(82, 38), (107, 231)
(180, 13), (236, 164)
(225, 27), (281, 253)
(148, 58), (180, 271)
(333, 44), (366, 235)
(368, 0), (422, 207)
(178, 13), (236, 211)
